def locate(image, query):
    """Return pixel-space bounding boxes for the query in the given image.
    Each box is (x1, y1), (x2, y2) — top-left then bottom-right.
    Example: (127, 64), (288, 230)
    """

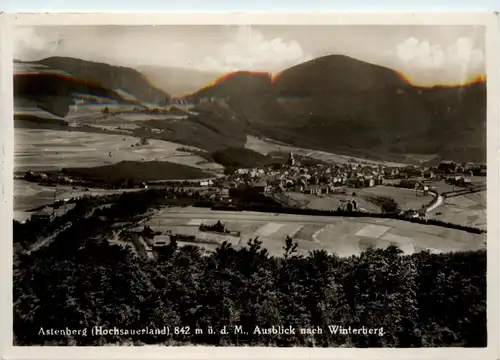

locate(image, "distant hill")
(274, 55), (410, 95)
(14, 57), (171, 117)
(14, 72), (135, 117)
(137, 65), (221, 96)
(190, 72), (290, 127)
(184, 55), (486, 162)
(32, 57), (171, 105)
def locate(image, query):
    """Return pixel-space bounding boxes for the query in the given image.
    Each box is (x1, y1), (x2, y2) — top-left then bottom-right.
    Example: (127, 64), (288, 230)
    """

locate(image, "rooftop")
(34, 206), (53, 217)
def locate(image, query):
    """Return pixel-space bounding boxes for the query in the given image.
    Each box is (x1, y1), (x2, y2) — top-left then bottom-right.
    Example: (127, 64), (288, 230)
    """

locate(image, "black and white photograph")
(3, 12), (499, 358)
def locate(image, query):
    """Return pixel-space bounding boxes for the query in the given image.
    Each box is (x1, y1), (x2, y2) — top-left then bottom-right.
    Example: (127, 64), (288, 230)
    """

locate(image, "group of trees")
(212, 147), (275, 170)
(366, 196), (401, 215)
(14, 226), (486, 347)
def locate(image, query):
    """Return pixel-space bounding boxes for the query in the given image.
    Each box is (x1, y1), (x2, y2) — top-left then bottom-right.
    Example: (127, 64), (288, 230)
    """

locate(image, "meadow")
(15, 128), (223, 173)
(431, 192), (486, 230)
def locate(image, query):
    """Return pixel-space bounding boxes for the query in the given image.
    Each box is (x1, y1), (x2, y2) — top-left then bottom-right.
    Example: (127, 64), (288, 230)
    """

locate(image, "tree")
(283, 235), (298, 260)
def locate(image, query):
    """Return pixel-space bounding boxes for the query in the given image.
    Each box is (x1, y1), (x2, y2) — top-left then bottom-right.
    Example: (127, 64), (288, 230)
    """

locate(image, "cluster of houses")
(210, 151), (384, 195)
(23, 170), (84, 187)
(205, 151), (486, 198)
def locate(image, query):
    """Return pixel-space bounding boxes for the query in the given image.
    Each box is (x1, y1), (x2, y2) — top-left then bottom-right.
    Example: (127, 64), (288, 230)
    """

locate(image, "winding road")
(426, 192), (444, 213)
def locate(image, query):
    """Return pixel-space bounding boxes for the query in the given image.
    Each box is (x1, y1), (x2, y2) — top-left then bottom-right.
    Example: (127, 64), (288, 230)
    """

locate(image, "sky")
(13, 25), (486, 86)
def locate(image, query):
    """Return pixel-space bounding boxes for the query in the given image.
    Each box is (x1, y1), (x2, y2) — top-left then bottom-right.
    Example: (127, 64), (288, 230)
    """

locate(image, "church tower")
(288, 150), (296, 166)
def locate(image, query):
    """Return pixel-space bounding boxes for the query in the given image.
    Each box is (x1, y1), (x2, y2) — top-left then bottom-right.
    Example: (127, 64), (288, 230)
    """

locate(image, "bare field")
(419, 179), (486, 229)
(430, 191), (486, 230)
(15, 128), (223, 172)
(446, 191), (486, 209)
(294, 224), (326, 240)
(145, 207), (485, 257)
(245, 135), (407, 167)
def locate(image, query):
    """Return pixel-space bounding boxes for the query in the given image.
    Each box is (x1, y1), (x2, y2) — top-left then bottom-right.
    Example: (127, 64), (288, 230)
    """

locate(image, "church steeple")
(288, 150), (296, 166)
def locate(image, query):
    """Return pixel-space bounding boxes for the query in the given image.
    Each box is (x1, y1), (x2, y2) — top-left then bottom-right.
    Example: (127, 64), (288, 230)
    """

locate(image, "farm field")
(430, 191), (486, 230)
(143, 207), (485, 257)
(15, 128), (223, 173)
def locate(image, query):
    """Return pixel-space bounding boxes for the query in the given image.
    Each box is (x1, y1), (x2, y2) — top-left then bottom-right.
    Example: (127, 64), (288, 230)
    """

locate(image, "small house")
(31, 206), (54, 222)
(422, 170), (435, 179)
(153, 235), (170, 248)
(199, 180), (214, 187)
(402, 166), (421, 178)
(305, 185), (321, 195)
(438, 161), (457, 174)
(384, 167), (401, 179)
(252, 180), (269, 194)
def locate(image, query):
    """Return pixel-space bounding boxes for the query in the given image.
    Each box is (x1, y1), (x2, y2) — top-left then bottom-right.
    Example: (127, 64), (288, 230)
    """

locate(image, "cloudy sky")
(14, 25), (485, 86)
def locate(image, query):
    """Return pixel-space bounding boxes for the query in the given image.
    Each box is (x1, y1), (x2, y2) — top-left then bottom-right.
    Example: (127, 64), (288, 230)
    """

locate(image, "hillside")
(418, 84), (486, 162)
(190, 71), (289, 127)
(14, 73), (130, 117)
(139, 101), (250, 151)
(14, 57), (171, 117)
(274, 55), (410, 95)
(185, 55), (486, 162)
(32, 57), (171, 105)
